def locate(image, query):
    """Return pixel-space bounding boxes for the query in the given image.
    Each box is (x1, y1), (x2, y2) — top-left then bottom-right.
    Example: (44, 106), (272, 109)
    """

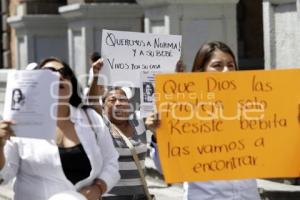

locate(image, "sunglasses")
(42, 67), (70, 78)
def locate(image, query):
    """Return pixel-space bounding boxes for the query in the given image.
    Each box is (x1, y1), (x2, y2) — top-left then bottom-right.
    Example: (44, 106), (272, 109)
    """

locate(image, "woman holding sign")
(0, 57), (120, 200)
(86, 55), (160, 200)
(173, 41), (260, 200)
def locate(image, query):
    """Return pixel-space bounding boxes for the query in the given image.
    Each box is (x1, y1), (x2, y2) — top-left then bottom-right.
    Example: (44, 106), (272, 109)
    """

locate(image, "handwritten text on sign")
(101, 29), (182, 87)
(155, 69), (300, 183)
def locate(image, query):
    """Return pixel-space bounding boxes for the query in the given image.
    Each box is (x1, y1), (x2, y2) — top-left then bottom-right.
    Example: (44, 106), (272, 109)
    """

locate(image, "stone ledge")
(137, 0), (239, 8)
(59, 3), (143, 19)
(7, 15), (67, 30)
(68, 0), (136, 3)
(267, 0), (296, 5)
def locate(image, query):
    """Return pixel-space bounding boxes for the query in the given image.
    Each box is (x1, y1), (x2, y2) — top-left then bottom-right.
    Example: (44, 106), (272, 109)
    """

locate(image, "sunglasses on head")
(42, 67), (69, 78)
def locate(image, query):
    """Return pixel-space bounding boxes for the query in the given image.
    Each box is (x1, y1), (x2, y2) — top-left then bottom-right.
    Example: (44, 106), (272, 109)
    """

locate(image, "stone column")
(137, 0), (240, 71)
(7, 0), (68, 69)
(263, 0), (300, 69)
(59, 2), (143, 85)
(7, 15), (67, 69)
(1, 0), (11, 68)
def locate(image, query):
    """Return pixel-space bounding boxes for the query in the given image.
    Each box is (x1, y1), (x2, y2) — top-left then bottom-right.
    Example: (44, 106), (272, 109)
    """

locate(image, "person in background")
(0, 57), (120, 200)
(86, 55), (159, 200)
(102, 87), (150, 200)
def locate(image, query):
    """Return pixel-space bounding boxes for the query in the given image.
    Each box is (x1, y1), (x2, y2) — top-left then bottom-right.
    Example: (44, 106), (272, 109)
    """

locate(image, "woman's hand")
(79, 179), (107, 200)
(145, 112), (160, 133)
(175, 60), (185, 72)
(87, 58), (105, 114)
(79, 184), (102, 200)
(0, 120), (15, 148)
(0, 120), (15, 170)
(91, 58), (104, 77)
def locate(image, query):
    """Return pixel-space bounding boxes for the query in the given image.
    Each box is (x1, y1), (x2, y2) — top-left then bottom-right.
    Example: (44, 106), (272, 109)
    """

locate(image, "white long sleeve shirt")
(0, 106), (120, 200)
(184, 180), (260, 200)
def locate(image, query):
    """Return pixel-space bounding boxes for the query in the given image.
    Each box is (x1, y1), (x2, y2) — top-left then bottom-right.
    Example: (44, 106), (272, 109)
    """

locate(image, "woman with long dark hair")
(181, 41), (260, 200)
(0, 57), (120, 200)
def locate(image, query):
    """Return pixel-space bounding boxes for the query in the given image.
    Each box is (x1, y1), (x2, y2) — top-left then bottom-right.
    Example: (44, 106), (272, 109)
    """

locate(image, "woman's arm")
(144, 113), (163, 174)
(0, 121), (19, 185)
(89, 109), (120, 192)
(150, 139), (163, 174)
(86, 58), (105, 114)
(0, 147), (5, 172)
(0, 121), (14, 170)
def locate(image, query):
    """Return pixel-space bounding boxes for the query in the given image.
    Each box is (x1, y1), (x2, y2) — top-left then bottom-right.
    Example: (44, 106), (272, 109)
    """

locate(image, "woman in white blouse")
(177, 41), (261, 200)
(0, 57), (120, 200)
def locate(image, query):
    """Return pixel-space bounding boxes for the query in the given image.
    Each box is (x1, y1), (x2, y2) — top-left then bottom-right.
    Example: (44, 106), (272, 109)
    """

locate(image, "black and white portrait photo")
(11, 88), (25, 111)
(143, 82), (154, 103)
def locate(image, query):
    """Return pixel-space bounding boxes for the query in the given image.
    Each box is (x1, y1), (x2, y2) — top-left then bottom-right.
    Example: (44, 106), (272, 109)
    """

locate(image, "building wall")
(1, 0), (14, 69)
(263, 0), (300, 69)
(8, 0), (20, 69)
(274, 3), (298, 68)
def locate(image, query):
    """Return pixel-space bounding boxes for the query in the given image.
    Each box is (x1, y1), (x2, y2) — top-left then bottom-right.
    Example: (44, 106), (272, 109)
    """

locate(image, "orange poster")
(155, 69), (300, 183)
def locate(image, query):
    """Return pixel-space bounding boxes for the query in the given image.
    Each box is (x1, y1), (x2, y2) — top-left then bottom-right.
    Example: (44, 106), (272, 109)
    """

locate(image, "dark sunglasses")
(42, 67), (69, 78)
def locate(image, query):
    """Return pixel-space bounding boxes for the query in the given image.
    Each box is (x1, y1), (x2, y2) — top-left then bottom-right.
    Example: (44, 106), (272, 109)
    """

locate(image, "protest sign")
(155, 69), (300, 183)
(140, 71), (160, 118)
(101, 29), (182, 87)
(3, 70), (59, 140)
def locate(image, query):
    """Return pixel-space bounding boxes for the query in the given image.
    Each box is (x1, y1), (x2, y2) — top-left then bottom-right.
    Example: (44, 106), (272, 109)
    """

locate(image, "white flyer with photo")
(140, 71), (159, 118)
(2, 70), (59, 140)
(101, 29), (182, 87)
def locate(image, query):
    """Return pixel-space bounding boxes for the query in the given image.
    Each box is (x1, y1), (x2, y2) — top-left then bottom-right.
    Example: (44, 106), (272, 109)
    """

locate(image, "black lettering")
(107, 58), (114, 70)
(252, 75), (273, 92)
(207, 77), (237, 92)
(183, 146), (190, 155)
(238, 139), (246, 150)
(132, 49), (137, 57)
(105, 33), (116, 46)
(167, 142), (190, 158)
(169, 119), (181, 135)
(254, 137), (265, 147)
(193, 155), (258, 173)
(207, 77), (217, 92)
(147, 41), (152, 47)
(162, 80), (195, 94)
(240, 114), (287, 130)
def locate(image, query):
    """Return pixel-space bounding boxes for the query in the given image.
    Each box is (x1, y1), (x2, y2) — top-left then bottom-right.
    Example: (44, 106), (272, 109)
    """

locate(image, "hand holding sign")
(2, 70), (59, 140)
(155, 69), (300, 183)
(101, 29), (182, 87)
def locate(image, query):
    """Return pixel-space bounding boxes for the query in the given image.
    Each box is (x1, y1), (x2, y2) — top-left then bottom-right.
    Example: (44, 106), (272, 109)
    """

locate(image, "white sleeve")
(0, 139), (20, 185)
(150, 142), (163, 174)
(88, 109), (120, 192)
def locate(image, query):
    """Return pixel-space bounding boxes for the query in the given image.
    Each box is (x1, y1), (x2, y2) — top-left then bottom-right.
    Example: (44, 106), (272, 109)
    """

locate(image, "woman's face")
(204, 49), (236, 72)
(145, 84), (152, 96)
(41, 61), (71, 103)
(104, 89), (130, 121)
(13, 90), (22, 102)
